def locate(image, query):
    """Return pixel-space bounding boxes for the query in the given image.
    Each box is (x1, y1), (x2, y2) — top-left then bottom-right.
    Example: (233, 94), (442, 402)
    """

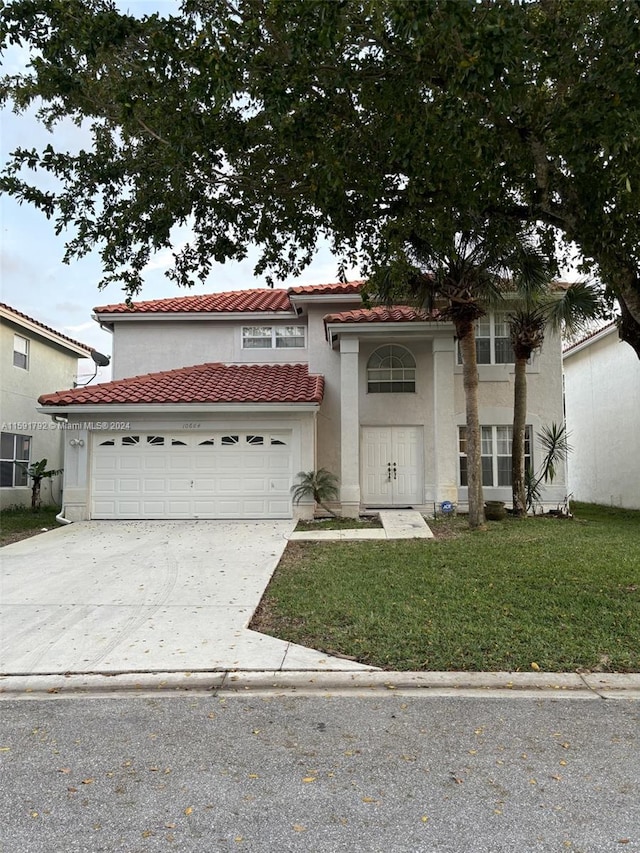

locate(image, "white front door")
(361, 426), (423, 506)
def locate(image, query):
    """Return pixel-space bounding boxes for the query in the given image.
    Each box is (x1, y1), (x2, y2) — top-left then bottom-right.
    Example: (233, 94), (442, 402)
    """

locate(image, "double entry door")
(361, 426), (423, 506)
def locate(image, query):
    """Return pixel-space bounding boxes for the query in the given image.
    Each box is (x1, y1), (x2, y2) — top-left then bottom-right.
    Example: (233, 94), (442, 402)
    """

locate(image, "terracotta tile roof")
(94, 288), (293, 315)
(39, 362), (324, 407)
(94, 282), (364, 315)
(324, 305), (441, 324)
(288, 281), (364, 296)
(0, 303), (92, 354)
(563, 321), (617, 354)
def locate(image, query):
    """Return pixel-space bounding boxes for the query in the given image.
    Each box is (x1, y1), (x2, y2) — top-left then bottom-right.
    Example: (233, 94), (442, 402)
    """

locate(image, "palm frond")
(542, 281), (606, 335)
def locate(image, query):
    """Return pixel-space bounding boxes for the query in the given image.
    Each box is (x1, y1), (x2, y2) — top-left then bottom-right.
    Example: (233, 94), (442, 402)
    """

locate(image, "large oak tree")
(1, 0), (640, 361)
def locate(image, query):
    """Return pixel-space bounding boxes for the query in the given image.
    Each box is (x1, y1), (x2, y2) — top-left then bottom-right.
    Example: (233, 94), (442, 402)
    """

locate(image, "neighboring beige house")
(37, 282), (566, 521)
(1, 304), (92, 509)
(563, 323), (640, 510)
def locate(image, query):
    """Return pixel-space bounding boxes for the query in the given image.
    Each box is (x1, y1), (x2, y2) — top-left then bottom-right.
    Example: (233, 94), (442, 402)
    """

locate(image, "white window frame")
(367, 344), (416, 393)
(458, 425), (532, 488)
(13, 334), (29, 370)
(457, 312), (514, 365)
(0, 432), (31, 488)
(242, 326), (306, 349)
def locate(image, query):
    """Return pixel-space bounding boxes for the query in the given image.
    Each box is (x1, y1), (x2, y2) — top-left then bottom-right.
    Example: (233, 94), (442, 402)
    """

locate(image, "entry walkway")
(289, 509), (434, 541)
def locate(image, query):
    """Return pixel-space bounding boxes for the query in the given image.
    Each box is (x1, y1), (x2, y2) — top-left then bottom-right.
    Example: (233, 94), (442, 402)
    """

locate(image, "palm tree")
(372, 227), (547, 530)
(291, 468), (340, 516)
(509, 280), (605, 515)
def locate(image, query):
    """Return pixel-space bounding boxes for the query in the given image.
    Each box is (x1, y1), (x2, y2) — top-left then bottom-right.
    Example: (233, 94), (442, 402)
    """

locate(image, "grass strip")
(1, 506), (61, 546)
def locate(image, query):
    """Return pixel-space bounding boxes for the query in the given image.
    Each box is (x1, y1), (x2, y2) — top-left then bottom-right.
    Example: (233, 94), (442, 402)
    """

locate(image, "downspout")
(56, 507), (73, 526)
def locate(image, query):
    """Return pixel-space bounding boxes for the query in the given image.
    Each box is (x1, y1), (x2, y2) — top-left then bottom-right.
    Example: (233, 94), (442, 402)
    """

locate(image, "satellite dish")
(74, 349), (112, 387)
(91, 350), (111, 367)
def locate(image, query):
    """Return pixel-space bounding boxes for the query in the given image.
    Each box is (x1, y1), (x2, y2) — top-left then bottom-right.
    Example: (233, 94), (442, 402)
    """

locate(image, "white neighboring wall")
(563, 325), (640, 510)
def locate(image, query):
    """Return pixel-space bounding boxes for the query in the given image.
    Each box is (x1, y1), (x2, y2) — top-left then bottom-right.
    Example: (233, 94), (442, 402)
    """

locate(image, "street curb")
(1, 669), (639, 700)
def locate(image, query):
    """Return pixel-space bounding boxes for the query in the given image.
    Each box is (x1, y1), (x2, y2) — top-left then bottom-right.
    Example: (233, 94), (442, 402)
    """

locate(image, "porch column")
(432, 336), (458, 505)
(339, 336), (361, 517)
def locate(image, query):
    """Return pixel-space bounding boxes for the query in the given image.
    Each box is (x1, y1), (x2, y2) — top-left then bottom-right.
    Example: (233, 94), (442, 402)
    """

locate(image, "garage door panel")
(143, 456), (170, 471)
(269, 477), (291, 493)
(217, 475), (267, 494)
(167, 477), (195, 492)
(142, 478), (169, 494)
(91, 430), (293, 519)
(94, 457), (118, 473)
(119, 479), (145, 494)
(119, 457), (144, 472)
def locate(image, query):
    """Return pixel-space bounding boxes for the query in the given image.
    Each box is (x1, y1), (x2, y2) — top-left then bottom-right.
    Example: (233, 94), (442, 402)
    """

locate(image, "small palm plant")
(291, 469), (340, 517)
(21, 459), (63, 511)
(525, 424), (572, 513)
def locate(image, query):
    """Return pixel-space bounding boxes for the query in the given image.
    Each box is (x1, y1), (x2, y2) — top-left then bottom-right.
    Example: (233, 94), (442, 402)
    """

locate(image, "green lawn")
(0, 506), (61, 546)
(251, 502), (640, 672)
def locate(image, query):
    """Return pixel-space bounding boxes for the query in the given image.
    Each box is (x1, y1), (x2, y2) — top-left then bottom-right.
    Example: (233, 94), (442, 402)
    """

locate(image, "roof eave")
(1, 310), (93, 357)
(289, 293), (363, 308)
(93, 309), (298, 324)
(38, 401), (322, 416)
(562, 323), (617, 358)
(324, 319), (455, 344)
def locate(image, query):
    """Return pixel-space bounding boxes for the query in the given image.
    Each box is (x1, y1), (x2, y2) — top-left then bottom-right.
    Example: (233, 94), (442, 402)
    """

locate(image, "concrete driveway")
(0, 520), (370, 676)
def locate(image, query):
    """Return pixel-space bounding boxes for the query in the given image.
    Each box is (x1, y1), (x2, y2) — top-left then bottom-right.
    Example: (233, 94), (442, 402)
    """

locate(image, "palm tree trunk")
(512, 356), (528, 517)
(458, 323), (486, 529)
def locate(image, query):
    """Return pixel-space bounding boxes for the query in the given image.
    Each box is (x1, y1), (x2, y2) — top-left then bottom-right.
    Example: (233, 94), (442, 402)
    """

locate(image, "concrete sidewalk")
(289, 509), (434, 540)
(2, 668), (639, 700)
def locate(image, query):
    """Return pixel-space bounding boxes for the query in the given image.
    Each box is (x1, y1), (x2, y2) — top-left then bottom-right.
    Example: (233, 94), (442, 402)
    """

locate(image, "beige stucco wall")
(1, 320), (84, 508)
(111, 319), (309, 379)
(564, 330), (640, 509)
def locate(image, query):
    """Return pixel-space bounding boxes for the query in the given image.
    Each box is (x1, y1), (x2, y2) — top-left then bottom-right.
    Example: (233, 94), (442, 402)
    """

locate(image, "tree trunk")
(619, 294), (640, 359)
(31, 478), (41, 512)
(512, 355), (528, 517)
(458, 323), (486, 530)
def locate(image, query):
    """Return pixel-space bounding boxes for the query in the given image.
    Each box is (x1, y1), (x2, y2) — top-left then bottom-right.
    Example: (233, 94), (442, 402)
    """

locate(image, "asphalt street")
(1, 694), (638, 853)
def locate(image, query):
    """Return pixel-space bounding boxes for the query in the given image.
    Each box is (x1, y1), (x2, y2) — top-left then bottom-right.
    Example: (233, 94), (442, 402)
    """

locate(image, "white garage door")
(91, 430), (293, 519)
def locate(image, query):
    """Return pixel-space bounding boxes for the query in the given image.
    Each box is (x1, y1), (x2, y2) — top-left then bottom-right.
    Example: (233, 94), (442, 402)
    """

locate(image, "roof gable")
(0, 303), (92, 356)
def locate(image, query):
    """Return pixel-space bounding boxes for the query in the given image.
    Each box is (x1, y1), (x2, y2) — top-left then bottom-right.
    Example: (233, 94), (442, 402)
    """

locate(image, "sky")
(0, 0), (358, 382)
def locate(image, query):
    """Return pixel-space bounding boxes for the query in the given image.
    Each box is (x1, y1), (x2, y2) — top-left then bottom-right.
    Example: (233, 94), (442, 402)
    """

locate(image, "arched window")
(367, 345), (416, 393)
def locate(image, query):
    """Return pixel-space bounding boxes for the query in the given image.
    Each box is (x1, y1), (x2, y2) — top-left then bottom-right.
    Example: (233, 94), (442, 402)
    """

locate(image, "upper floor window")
(242, 326), (305, 349)
(0, 432), (31, 487)
(458, 312), (514, 365)
(459, 425), (532, 488)
(13, 335), (29, 370)
(367, 345), (416, 393)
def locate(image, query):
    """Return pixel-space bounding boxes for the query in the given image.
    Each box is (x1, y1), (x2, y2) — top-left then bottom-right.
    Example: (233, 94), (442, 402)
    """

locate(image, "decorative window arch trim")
(367, 344), (416, 393)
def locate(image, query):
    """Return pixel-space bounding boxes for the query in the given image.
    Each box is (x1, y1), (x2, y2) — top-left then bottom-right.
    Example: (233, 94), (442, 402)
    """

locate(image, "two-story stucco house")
(1, 303), (92, 509)
(564, 323), (640, 510)
(37, 282), (566, 521)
